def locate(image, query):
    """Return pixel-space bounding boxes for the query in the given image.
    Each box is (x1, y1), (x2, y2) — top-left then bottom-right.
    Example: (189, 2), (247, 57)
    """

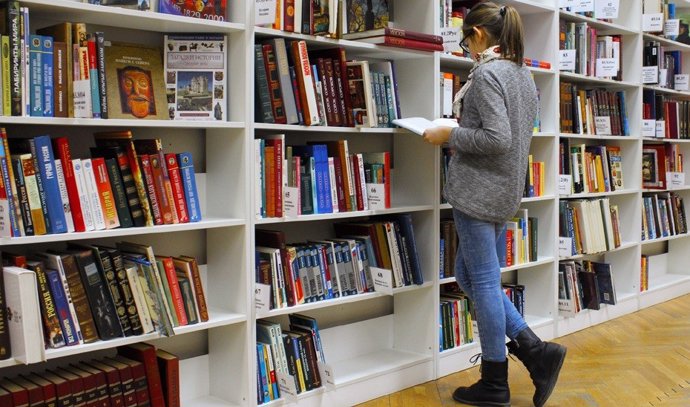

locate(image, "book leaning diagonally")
(392, 117), (459, 136)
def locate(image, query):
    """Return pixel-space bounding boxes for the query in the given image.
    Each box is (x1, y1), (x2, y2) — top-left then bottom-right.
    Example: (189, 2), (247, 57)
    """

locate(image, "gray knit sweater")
(443, 59), (538, 224)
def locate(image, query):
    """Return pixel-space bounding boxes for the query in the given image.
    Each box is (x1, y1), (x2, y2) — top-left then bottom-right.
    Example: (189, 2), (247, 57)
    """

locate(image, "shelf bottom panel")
(332, 349), (431, 387)
(182, 396), (240, 407)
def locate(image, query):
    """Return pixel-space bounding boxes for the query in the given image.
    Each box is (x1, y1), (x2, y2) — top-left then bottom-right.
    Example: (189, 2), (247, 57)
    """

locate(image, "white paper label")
(558, 174), (573, 196)
(664, 19), (680, 37)
(73, 79), (93, 118)
(642, 120), (656, 138)
(641, 66), (659, 84)
(371, 267), (394, 295)
(675, 74), (689, 91)
(559, 50), (576, 71)
(277, 371), (298, 400)
(283, 186), (300, 218)
(318, 362), (336, 390)
(656, 121), (666, 138)
(573, 0), (594, 12)
(366, 183), (386, 210)
(559, 237), (574, 258)
(595, 116), (612, 135)
(441, 27), (461, 53)
(0, 201), (10, 237)
(667, 172), (685, 189)
(596, 58), (618, 77)
(643, 13), (664, 32)
(255, 0), (277, 25)
(254, 283), (271, 313)
(595, 0), (619, 19)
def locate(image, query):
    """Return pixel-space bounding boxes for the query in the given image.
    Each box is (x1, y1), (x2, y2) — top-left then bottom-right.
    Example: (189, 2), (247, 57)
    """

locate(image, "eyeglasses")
(460, 31), (473, 54)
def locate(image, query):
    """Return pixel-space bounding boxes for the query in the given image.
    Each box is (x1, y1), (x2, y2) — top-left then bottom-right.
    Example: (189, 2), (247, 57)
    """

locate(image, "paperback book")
(164, 34), (227, 121)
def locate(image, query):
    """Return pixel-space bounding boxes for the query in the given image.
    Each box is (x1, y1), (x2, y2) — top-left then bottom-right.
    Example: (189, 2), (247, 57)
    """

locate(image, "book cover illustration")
(85, 0), (154, 10)
(104, 42), (168, 120)
(164, 34), (227, 121)
(345, 0), (391, 34)
(158, 0), (227, 20)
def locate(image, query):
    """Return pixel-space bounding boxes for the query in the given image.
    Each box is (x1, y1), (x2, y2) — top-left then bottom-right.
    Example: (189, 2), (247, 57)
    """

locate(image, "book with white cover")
(3, 266), (45, 364)
(392, 117), (459, 135)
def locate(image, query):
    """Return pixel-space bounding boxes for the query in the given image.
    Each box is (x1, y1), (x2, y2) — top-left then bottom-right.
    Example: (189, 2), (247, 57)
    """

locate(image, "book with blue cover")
(33, 136), (68, 234)
(176, 152), (201, 222)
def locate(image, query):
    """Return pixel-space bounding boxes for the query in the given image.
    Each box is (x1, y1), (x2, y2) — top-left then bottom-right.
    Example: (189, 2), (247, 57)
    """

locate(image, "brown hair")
(463, 2), (524, 64)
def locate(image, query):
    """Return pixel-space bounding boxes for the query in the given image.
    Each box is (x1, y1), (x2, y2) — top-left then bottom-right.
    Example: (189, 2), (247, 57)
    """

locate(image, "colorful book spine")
(41, 35), (54, 117)
(71, 158), (96, 231)
(0, 139), (20, 237)
(53, 159), (75, 232)
(164, 154), (189, 224)
(177, 152), (201, 222)
(45, 268), (79, 346)
(95, 32), (108, 119)
(6, 0), (21, 116)
(29, 35), (44, 117)
(92, 157), (120, 229)
(87, 36), (101, 118)
(34, 135), (68, 233)
(82, 158), (107, 230)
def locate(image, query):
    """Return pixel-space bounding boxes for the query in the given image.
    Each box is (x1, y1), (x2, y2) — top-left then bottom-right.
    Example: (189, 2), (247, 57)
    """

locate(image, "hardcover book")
(2, 266), (45, 364)
(158, 0), (226, 20)
(85, 0), (154, 10)
(104, 42), (168, 120)
(164, 34), (227, 121)
(344, 0), (391, 35)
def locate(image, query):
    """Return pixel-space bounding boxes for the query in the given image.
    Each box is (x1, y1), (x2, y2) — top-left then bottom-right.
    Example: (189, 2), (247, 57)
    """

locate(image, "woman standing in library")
(423, 3), (566, 407)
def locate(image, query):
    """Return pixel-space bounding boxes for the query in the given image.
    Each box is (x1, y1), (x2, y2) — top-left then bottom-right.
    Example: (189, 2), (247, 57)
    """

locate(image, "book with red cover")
(262, 43), (288, 124)
(103, 358), (137, 407)
(133, 139), (177, 224)
(112, 356), (150, 407)
(176, 255), (209, 322)
(290, 40), (320, 126)
(155, 349), (180, 407)
(138, 154), (163, 225)
(0, 379), (29, 407)
(358, 36), (444, 51)
(54, 367), (85, 407)
(24, 373), (57, 407)
(40, 371), (73, 407)
(263, 136), (283, 218)
(83, 360), (124, 407)
(343, 27), (444, 43)
(76, 363), (110, 407)
(0, 387), (10, 407)
(156, 255), (188, 326)
(8, 377), (43, 407)
(91, 157), (120, 229)
(117, 343), (165, 407)
(163, 154), (189, 224)
(53, 137), (85, 231)
(308, 48), (354, 127)
(61, 365), (97, 407)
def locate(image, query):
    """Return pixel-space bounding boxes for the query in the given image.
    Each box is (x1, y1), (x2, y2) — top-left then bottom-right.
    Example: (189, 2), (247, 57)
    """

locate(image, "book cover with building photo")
(164, 34), (227, 121)
(104, 42), (169, 120)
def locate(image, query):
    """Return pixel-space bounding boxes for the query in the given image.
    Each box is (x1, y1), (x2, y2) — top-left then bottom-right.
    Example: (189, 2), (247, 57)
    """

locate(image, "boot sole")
(534, 346), (567, 407)
(452, 395), (510, 407)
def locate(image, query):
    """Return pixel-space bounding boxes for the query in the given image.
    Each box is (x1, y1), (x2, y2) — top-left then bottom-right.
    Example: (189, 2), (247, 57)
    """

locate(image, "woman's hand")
(423, 126), (453, 145)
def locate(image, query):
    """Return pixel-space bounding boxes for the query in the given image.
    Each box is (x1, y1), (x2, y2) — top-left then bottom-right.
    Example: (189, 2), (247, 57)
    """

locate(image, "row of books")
(643, 41), (681, 89)
(0, 242), (207, 363)
(560, 141), (625, 195)
(0, 130), (201, 238)
(439, 209), (539, 279)
(87, 0), (228, 21)
(642, 143), (682, 190)
(439, 292), (474, 352)
(559, 83), (630, 136)
(0, 5), (228, 121)
(642, 0), (679, 38)
(643, 91), (690, 139)
(559, 197), (622, 256)
(255, 216), (423, 311)
(255, 38), (401, 128)
(255, 135), (390, 218)
(559, 21), (623, 80)
(558, 259), (617, 317)
(524, 155), (546, 198)
(256, 314), (324, 404)
(641, 191), (688, 241)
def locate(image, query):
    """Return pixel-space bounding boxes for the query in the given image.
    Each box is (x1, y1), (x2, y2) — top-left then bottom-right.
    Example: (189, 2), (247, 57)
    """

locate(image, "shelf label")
(656, 121), (666, 138)
(73, 80), (92, 118)
(254, 283), (271, 314)
(366, 183), (386, 210)
(643, 13), (664, 32)
(559, 237), (573, 258)
(596, 58), (617, 77)
(254, 0), (277, 25)
(572, 0), (594, 12)
(559, 50), (576, 71)
(318, 362), (336, 390)
(675, 74), (689, 91)
(642, 120), (656, 138)
(659, 69), (669, 88)
(594, 116), (612, 135)
(595, 0), (619, 19)
(371, 267), (394, 295)
(283, 186), (300, 218)
(641, 66), (659, 84)
(441, 27), (461, 53)
(277, 371), (298, 401)
(664, 19), (680, 37)
(558, 174), (573, 196)
(667, 172), (685, 189)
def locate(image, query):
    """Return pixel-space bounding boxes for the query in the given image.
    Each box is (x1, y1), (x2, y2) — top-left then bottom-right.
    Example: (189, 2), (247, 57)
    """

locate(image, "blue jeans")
(453, 209), (528, 362)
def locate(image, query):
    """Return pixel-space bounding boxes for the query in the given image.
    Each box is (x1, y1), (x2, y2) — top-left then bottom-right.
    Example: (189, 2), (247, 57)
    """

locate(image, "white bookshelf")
(3, 0), (690, 406)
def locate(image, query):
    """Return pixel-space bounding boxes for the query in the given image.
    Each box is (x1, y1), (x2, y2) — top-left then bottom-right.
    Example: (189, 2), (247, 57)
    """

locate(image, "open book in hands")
(392, 117), (459, 136)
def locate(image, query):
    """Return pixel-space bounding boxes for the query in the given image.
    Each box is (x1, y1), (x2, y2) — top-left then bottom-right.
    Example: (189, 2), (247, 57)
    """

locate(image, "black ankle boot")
(507, 328), (566, 407)
(452, 358), (510, 406)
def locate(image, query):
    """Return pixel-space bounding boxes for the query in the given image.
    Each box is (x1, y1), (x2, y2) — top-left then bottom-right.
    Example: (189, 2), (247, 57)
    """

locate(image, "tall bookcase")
(1, 0), (690, 406)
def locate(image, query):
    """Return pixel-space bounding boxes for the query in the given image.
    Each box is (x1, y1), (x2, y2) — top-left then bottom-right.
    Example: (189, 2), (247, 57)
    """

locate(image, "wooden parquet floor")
(358, 294), (690, 407)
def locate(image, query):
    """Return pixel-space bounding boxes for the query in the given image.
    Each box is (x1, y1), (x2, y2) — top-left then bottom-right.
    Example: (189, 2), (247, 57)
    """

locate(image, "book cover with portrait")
(104, 42), (169, 120)
(158, 0), (227, 20)
(164, 34), (227, 121)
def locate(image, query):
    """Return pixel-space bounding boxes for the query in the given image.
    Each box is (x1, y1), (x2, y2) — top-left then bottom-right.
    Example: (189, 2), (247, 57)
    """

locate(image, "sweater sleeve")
(448, 69), (512, 155)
